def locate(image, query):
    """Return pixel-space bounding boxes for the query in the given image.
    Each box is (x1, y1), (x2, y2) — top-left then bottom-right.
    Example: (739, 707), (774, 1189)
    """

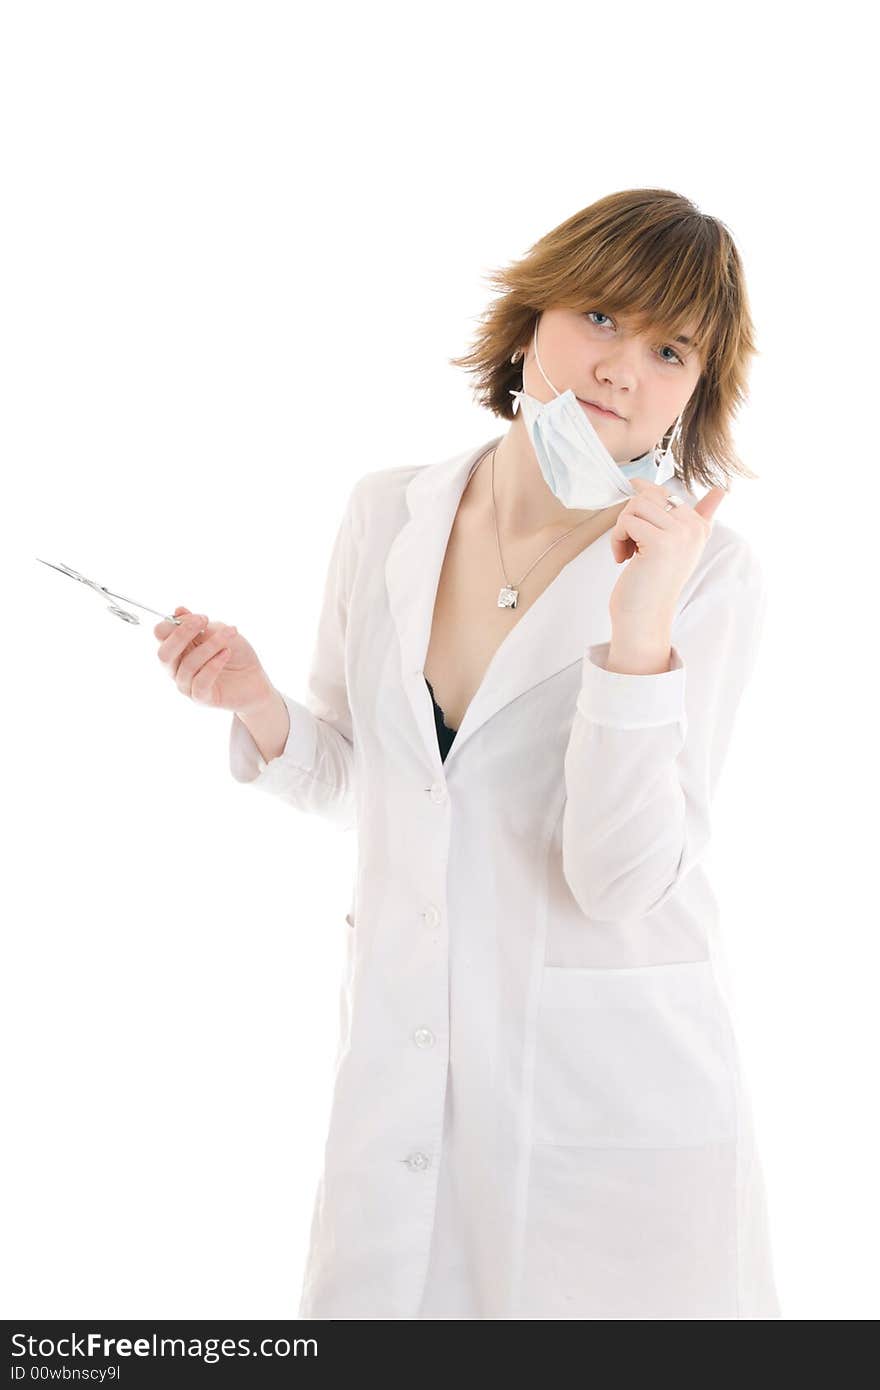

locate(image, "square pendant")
(498, 585), (519, 609)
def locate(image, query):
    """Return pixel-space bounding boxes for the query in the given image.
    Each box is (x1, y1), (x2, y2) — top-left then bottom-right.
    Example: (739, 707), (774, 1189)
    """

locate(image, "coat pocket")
(532, 959), (738, 1149)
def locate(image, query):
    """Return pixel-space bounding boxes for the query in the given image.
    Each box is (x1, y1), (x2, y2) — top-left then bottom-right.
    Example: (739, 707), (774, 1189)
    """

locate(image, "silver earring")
(510, 349), (522, 364)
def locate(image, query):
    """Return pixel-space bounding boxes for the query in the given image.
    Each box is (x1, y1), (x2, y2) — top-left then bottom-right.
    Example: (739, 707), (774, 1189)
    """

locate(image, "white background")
(2, 0), (876, 1321)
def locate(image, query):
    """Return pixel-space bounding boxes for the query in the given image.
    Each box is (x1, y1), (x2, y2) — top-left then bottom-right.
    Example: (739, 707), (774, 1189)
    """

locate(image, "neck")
(465, 419), (621, 540)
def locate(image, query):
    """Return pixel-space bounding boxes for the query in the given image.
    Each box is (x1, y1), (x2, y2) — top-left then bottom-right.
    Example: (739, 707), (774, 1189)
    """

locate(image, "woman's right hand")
(153, 606), (277, 715)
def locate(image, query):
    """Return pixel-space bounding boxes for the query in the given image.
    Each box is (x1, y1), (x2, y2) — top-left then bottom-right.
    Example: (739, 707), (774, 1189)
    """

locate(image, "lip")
(577, 397), (624, 420)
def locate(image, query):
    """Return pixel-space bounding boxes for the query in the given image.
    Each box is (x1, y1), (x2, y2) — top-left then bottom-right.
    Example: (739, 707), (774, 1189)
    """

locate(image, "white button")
(413, 1026), (435, 1048)
(428, 781), (447, 803)
(421, 904), (441, 928)
(405, 1151), (430, 1171)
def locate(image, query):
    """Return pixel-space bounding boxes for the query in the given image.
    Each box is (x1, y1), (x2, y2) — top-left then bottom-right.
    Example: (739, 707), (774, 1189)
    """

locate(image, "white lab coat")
(229, 433), (782, 1320)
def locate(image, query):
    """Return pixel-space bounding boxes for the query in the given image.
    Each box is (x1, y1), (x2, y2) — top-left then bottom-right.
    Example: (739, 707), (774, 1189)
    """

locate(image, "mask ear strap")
(531, 314), (560, 397)
(652, 414), (684, 471)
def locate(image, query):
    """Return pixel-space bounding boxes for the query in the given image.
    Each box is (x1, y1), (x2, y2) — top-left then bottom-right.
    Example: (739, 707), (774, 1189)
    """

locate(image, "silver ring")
(663, 496), (684, 512)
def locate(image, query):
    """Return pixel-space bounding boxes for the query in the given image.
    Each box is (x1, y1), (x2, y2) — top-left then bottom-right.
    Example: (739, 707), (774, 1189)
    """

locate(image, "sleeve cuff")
(229, 693), (319, 784)
(576, 640), (687, 729)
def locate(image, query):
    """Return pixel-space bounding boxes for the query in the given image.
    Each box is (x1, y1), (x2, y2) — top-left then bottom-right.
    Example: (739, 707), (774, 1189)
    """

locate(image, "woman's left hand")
(608, 477), (729, 631)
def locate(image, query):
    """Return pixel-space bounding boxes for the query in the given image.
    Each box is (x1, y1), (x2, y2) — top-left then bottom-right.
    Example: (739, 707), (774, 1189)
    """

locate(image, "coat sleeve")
(227, 481), (359, 832)
(560, 543), (768, 922)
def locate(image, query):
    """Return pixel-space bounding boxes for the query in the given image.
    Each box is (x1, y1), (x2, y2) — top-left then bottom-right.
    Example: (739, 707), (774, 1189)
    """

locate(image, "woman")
(155, 188), (782, 1319)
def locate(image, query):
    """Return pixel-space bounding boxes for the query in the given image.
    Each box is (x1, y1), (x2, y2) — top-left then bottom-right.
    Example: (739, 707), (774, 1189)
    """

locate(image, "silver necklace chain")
(475, 446), (597, 610)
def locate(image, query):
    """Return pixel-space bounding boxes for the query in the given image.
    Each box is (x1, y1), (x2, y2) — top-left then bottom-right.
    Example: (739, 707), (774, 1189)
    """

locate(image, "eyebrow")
(621, 312), (696, 348)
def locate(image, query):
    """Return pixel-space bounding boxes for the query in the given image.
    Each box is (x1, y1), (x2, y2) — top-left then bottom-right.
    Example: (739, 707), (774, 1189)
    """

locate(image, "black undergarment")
(424, 676), (457, 762)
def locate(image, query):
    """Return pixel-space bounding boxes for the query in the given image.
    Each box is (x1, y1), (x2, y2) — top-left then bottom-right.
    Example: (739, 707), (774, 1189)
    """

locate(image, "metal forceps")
(35, 559), (184, 626)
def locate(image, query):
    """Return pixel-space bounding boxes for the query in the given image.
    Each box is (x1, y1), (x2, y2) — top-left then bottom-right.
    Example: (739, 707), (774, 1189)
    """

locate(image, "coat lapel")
(384, 434), (622, 772)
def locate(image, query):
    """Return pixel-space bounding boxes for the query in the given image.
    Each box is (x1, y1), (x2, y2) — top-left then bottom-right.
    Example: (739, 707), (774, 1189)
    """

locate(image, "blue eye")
(584, 310), (685, 366)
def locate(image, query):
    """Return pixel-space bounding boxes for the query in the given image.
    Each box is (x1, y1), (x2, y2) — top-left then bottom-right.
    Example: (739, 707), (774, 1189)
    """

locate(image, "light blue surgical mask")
(509, 316), (682, 510)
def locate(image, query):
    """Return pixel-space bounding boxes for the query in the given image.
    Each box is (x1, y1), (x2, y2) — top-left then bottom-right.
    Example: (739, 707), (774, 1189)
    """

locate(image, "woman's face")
(519, 306), (703, 462)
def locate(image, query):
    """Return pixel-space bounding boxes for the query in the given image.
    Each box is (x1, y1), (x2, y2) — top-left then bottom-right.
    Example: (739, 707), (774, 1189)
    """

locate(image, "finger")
(161, 611), (207, 659)
(154, 605), (193, 641)
(692, 484), (729, 523)
(609, 511), (662, 560)
(620, 494), (682, 532)
(190, 645), (233, 705)
(611, 534), (637, 564)
(629, 478), (699, 520)
(628, 479), (674, 500)
(176, 626), (237, 695)
(611, 502), (673, 550)
(156, 612), (209, 667)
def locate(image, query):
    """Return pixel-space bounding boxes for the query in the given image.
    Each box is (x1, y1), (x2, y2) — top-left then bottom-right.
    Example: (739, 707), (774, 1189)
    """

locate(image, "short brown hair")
(448, 188), (760, 492)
